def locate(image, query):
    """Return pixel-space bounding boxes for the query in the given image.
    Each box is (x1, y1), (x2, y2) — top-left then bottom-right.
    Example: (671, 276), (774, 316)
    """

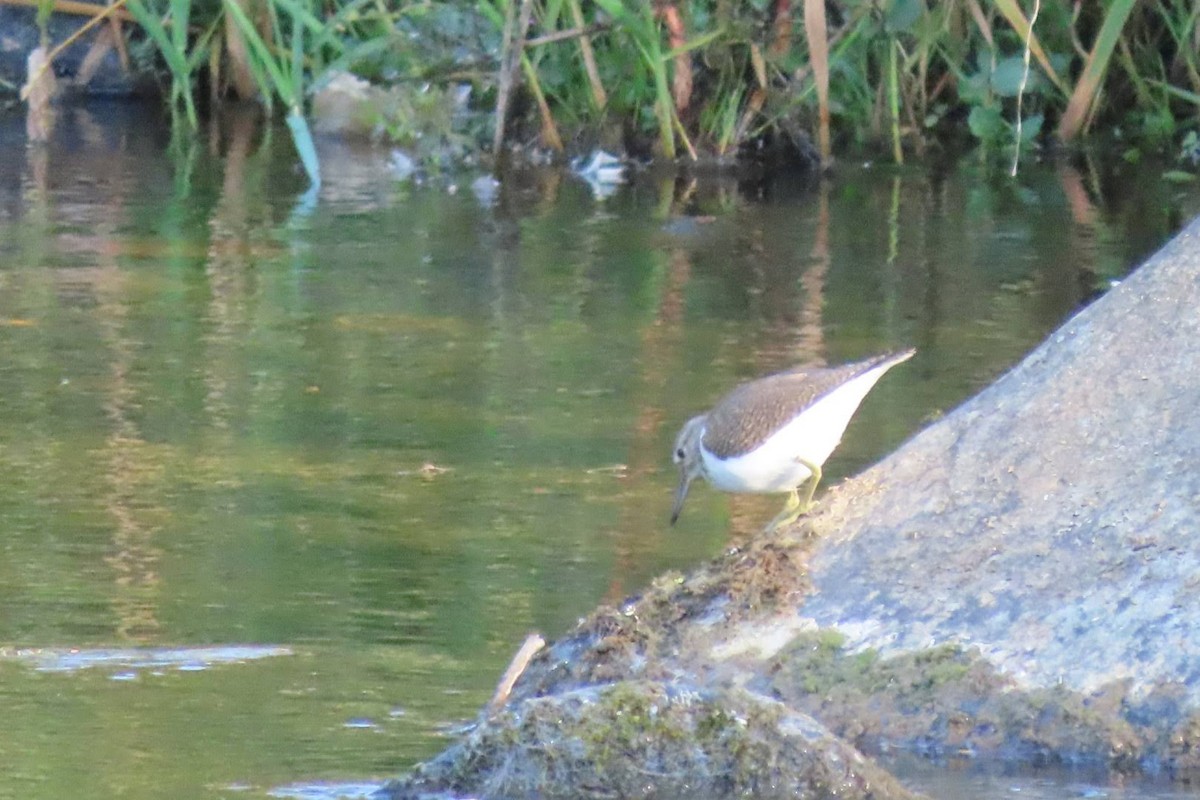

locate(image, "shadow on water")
(1, 101), (1199, 799)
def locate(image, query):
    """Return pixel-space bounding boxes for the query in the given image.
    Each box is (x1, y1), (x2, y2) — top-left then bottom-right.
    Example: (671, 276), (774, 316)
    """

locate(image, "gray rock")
(381, 216), (1200, 793)
(800, 212), (1200, 713)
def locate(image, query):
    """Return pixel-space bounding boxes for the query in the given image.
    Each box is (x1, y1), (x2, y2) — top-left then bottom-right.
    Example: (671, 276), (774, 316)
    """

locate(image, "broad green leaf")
(968, 104), (1005, 141)
(1017, 112), (1043, 142)
(991, 56), (1032, 97)
(885, 0), (923, 33)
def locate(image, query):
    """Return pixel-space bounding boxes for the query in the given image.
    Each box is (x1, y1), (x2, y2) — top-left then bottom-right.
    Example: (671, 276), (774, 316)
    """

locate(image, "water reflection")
(889, 755), (1200, 800)
(0, 103), (1198, 800)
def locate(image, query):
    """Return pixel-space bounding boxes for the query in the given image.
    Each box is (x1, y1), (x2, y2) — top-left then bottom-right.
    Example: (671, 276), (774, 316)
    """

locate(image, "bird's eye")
(674, 448), (686, 461)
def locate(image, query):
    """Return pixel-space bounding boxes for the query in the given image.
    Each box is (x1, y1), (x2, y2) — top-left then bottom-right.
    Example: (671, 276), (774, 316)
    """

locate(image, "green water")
(0, 103), (1197, 799)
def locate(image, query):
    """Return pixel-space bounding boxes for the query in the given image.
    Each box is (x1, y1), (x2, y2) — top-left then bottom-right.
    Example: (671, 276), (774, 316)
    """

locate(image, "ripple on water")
(267, 782), (384, 799)
(3, 644), (293, 674)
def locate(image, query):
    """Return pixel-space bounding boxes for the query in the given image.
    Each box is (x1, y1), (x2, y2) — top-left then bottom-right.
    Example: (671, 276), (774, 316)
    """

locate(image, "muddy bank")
(381, 217), (1200, 797)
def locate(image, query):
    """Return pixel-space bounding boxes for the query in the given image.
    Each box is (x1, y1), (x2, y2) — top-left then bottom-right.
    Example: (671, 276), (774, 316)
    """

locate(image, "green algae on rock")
(380, 680), (922, 800)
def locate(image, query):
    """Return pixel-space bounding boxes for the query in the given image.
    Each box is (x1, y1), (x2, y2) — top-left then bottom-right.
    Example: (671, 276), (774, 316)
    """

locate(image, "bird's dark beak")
(670, 473), (692, 525)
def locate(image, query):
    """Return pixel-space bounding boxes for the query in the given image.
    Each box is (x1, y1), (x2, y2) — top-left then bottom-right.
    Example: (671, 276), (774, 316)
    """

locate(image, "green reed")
(107, 0), (1200, 168)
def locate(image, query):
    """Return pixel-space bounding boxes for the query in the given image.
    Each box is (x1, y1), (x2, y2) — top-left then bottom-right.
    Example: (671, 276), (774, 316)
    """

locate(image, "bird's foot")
(765, 461), (823, 532)
(765, 490), (814, 531)
(765, 503), (815, 532)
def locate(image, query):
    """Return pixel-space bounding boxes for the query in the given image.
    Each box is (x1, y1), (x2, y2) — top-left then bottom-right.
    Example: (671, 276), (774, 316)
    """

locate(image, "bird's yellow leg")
(797, 458), (822, 513)
(766, 489), (801, 531)
(765, 459), (823, 532)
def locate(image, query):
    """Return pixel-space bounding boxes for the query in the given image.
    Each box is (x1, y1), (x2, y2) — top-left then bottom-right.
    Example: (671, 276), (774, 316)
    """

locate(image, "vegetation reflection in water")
(0, 105), (1198, 800)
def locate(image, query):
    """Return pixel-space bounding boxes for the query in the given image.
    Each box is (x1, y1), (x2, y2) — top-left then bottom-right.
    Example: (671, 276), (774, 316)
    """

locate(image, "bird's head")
(670, 415), (707, 525)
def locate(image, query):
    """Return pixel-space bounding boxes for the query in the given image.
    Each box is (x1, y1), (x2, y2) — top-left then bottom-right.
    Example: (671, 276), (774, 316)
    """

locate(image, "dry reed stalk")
(4, 0), (133, 22)
(657, 2), (692, 113)
(492, 0), (537, 153)
(568, 0), (607, 110)
(803, 0), (830, 165)
(489, 633), (545, 711)
(23, 47), (58, 142)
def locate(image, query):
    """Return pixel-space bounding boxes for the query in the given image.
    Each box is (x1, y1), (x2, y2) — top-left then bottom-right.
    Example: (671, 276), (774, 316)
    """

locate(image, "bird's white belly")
(701, 441), (814, 493)
(699, 364), (892, 493)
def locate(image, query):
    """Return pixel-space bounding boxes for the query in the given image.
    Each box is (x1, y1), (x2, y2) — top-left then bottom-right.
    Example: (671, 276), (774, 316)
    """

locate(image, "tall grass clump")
(34, 0), (1200, 169)
(474, 0), (1200, 164)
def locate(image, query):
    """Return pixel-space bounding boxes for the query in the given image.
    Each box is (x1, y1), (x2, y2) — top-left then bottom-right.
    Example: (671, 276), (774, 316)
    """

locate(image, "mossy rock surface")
(381, 680), (921, 800)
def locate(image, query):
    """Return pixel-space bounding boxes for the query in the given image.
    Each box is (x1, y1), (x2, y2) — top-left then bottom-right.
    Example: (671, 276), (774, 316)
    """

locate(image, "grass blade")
(1057, 0), (1137, 140)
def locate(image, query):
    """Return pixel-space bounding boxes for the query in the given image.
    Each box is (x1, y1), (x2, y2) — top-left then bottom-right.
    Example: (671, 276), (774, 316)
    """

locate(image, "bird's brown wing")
(702, 351), (912, 459)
